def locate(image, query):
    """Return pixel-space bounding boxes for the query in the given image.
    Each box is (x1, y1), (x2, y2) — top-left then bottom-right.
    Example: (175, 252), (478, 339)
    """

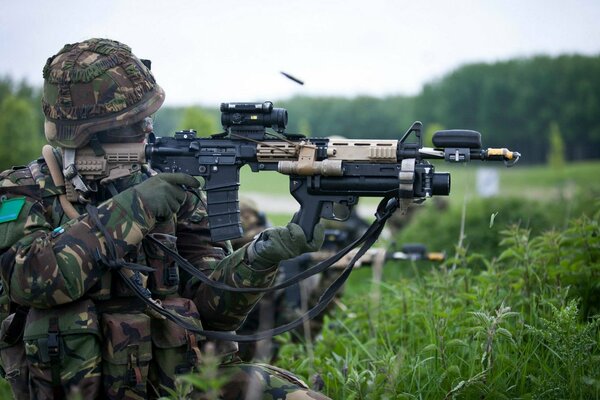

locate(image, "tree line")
(277, 55), (600, 163)
(1, 54), (599, 170)
(0, 79), (45, 170)
(158, 54), (600, 164)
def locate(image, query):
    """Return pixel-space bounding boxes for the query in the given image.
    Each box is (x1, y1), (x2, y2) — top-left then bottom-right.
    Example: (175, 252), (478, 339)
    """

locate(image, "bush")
(394, 191), (600, 261)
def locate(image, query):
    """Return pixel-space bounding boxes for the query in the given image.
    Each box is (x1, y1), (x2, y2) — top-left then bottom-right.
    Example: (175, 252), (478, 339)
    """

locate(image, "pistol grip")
(291, 203), (321, 242)
(290, 177), (358, 242)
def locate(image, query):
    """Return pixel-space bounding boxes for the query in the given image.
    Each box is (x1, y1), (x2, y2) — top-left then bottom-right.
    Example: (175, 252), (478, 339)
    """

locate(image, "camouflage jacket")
(0, 156), (277, 331)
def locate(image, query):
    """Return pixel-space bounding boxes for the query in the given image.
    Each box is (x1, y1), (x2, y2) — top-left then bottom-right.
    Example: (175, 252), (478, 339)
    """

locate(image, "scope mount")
(220, 101), (288, 139)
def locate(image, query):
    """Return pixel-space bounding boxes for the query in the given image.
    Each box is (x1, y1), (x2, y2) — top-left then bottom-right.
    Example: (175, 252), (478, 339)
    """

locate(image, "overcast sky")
(1, 0), (599, 106)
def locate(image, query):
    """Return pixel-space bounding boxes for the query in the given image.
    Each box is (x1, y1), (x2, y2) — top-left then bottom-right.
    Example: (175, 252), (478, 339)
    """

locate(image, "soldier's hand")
(247, 223), (325, 270)
(130, 173), (200, 220)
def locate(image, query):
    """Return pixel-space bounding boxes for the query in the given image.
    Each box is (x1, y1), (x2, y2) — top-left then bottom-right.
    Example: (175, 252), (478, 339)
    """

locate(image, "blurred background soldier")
(229, 197), (271, 250)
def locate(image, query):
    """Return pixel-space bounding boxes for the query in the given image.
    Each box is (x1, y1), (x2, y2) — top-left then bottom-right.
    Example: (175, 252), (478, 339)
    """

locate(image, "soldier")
(232, 197), (281, 361)
(229, 197), (270, 251)
(0, 38), (328, 399)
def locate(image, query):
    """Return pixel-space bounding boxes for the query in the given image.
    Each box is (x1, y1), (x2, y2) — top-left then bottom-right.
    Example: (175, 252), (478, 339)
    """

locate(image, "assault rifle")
(145, 101), (520, 242)
(311, 230), (445, 269)
(320, 243), (446, 269)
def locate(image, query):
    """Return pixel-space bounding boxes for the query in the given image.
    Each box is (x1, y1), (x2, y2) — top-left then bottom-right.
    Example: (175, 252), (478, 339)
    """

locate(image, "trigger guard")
(320, 203), (351, 221)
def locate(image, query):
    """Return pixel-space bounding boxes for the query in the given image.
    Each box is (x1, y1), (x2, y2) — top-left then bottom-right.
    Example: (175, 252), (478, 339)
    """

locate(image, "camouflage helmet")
(42, 38), (165, 148)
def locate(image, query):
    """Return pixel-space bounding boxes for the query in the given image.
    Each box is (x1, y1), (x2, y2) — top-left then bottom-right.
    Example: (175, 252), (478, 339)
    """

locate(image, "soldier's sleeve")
(0, 186), (154, 309)
(176, 191), (277, 331)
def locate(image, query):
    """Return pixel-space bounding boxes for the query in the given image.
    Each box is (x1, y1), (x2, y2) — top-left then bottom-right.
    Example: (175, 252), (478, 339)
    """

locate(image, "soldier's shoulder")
(0, 158), (58, 198)
(0, 162), (37, 188)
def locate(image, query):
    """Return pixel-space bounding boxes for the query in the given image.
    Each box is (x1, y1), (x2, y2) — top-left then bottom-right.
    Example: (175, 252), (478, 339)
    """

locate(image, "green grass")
(275, 215), (600, 399)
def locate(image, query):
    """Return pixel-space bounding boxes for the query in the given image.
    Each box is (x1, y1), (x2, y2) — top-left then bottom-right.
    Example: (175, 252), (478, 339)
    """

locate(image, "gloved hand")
(112, 173), (200, 224)
(135, 173), (200, 219)
(247, 223), (325, 270)
(87, 173), (199, 270)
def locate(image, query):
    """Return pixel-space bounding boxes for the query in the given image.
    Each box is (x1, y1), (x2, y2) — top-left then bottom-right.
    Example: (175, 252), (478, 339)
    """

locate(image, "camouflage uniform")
(0, 38), (329, 400)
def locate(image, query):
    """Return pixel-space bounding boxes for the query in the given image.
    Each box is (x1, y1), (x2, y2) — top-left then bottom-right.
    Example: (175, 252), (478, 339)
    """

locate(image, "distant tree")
(0, 95), (44, 170)
(297, 117), (312, 137)
(547, 122), (565, 169)
(177, 106), (216, 137)
(424, 122), (444, 147)
(0, 78), (12, 103)
(415, 55), (600, 163)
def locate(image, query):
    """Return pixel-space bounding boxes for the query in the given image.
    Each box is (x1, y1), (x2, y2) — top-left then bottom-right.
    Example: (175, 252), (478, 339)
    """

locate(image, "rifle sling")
(85, 197), (397, 342)
(147, 227), (367, 294)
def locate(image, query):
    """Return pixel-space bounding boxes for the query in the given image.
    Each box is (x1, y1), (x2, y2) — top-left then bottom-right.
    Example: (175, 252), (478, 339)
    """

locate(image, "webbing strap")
(47, 317), (63, 399)
(117, 209), (389, 342)
(85, 197), (398, 342)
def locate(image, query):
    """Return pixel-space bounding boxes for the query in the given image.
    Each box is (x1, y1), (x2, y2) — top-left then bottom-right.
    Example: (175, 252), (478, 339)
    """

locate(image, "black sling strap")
(85, 197), (398, 342)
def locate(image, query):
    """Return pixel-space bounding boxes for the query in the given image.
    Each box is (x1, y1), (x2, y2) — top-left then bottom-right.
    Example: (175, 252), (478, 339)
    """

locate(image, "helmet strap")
(88, 136), (106, 156)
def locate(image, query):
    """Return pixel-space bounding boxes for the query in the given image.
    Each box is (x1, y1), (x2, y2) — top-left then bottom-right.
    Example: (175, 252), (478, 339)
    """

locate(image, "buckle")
(47, 331), (60, 359)
(63, 164), (78, 180)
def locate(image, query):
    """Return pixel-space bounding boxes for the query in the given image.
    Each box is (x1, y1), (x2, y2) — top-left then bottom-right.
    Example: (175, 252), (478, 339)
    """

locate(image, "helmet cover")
(42, 38), (165, 148)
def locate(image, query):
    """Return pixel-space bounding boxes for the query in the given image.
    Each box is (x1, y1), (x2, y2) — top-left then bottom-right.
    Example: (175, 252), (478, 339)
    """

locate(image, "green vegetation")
(0, 77), (45, 171)
(257, 161), (600, 398)
(275, 207), (600, 399)
(547, 122), (566, 169)
(176, 106), (217, 136)
(1, 53), (599, 398)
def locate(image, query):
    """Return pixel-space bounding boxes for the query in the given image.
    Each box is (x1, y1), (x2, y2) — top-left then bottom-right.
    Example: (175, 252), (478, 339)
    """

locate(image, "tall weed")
(277, 210), (600, 399)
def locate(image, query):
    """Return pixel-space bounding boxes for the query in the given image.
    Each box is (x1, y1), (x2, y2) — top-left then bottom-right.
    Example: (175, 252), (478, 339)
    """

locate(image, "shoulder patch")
(0, 197), (26, 223)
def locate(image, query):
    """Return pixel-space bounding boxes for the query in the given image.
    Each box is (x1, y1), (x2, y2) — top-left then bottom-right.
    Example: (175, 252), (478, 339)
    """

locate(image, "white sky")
(1, 0), (599, 106)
